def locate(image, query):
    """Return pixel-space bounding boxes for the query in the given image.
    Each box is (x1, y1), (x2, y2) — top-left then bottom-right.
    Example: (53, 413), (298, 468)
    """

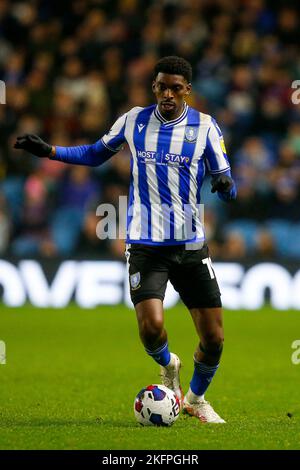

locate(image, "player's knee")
(139, 317), (164, 346)
(202, 331), (224, 349)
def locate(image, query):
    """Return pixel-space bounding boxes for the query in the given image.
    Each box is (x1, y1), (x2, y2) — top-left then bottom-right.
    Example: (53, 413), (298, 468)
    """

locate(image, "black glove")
(211, 175), (234, 193)
(14, 134), (52, 157)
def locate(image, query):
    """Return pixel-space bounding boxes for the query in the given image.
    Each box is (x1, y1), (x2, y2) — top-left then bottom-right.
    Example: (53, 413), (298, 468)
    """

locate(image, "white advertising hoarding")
(0, 259), (299, 310)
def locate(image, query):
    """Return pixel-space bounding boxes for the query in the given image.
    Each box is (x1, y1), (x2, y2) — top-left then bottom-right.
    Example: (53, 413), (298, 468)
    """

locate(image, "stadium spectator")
(1, 0), (299, 259)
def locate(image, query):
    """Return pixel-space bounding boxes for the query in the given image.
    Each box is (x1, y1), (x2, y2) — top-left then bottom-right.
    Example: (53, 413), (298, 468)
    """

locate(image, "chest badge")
(184, 126), (197, 143)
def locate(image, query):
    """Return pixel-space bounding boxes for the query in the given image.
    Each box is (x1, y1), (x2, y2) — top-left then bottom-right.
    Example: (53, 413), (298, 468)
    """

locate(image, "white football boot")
(183, 389), (225, 423)
(160, 353), (184, 407)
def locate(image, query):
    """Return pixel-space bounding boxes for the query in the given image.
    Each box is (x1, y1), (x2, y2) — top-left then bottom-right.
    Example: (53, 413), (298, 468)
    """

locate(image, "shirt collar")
(154, 102), (188, 127)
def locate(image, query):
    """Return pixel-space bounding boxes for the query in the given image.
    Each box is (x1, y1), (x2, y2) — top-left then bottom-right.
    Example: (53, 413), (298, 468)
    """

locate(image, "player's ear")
(185, 83), (192, 96)
(152, 81), (156, 93)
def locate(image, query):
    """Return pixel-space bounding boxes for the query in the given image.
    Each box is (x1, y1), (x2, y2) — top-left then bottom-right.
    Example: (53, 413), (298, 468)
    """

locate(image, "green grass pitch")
(0, 303), (300, 450)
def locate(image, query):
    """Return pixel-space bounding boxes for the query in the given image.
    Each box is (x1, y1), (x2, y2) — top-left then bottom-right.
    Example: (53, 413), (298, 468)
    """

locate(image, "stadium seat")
(285, 224), (300, 260)
(50, 207), (84, 256)
(224, 219), (259, 251)
(0, 177), (24, 225)
(264, 219), (292, 258)
(11, 236), (40, 257)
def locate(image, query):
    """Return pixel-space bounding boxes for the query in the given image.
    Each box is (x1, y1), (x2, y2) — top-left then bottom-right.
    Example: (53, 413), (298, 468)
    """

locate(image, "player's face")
(152, 73), (191, 120)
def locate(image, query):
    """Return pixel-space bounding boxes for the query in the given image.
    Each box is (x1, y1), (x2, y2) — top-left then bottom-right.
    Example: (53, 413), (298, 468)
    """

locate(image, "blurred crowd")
(0, 0), (300, 260)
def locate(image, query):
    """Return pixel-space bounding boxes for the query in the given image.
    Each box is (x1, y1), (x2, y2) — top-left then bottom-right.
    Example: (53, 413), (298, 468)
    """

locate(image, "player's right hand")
(14, 134), (52, 157)
(211, 175), (234, 193)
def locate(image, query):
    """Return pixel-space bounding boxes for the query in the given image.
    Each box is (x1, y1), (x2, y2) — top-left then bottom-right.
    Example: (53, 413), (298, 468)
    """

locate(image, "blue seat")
(265, 219), (292, 257)
(225, 219), (259, 250)
(50, 207), (84, 256)
(11, 236), (40, 257)
(285, 224), (300, 259)
(0, 177), (24, 224)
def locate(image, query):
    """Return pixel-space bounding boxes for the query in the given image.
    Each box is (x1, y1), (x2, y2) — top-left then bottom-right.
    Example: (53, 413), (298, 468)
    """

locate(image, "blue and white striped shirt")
(53, 103), (231, 246)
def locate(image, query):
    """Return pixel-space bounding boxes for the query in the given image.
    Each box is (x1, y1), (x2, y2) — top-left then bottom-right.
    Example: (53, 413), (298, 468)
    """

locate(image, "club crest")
(184, 126), (197, 143)
(130, 272), (141, 290)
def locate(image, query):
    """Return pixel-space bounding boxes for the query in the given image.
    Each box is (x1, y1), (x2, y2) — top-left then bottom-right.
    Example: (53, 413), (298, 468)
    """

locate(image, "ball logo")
(130, 272), (141, 290)
(172, 398), (180, 417)
(184, 126), (197, 143)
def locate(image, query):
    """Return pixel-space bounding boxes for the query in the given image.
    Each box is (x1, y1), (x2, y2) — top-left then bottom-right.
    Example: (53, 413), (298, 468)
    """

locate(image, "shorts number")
(202, 257), (215, 279)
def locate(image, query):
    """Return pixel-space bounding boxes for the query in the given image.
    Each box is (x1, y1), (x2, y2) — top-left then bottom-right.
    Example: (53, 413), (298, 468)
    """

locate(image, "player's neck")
(158, 102), (186, 122)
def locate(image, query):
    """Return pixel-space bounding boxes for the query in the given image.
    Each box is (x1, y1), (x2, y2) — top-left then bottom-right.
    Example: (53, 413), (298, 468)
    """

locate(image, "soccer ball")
(134, 384), (180, 426)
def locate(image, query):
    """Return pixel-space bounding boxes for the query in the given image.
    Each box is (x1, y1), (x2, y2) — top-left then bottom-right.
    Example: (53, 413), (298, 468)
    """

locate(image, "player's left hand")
(211, 175), (237, 201)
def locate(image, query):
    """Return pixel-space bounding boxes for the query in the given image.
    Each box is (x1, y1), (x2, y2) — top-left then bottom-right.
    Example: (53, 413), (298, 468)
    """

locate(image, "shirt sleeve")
(204, 118), (231, 175)
(50, 113), (128, 166)
(101, 112), (127, 152)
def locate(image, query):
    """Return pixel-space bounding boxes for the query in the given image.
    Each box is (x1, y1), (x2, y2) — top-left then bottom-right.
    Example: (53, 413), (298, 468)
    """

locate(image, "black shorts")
(125, 243), (221, 309)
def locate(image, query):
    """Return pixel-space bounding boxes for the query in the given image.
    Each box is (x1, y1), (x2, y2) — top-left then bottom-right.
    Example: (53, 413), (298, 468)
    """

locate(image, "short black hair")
(153, 56), (192, 83)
